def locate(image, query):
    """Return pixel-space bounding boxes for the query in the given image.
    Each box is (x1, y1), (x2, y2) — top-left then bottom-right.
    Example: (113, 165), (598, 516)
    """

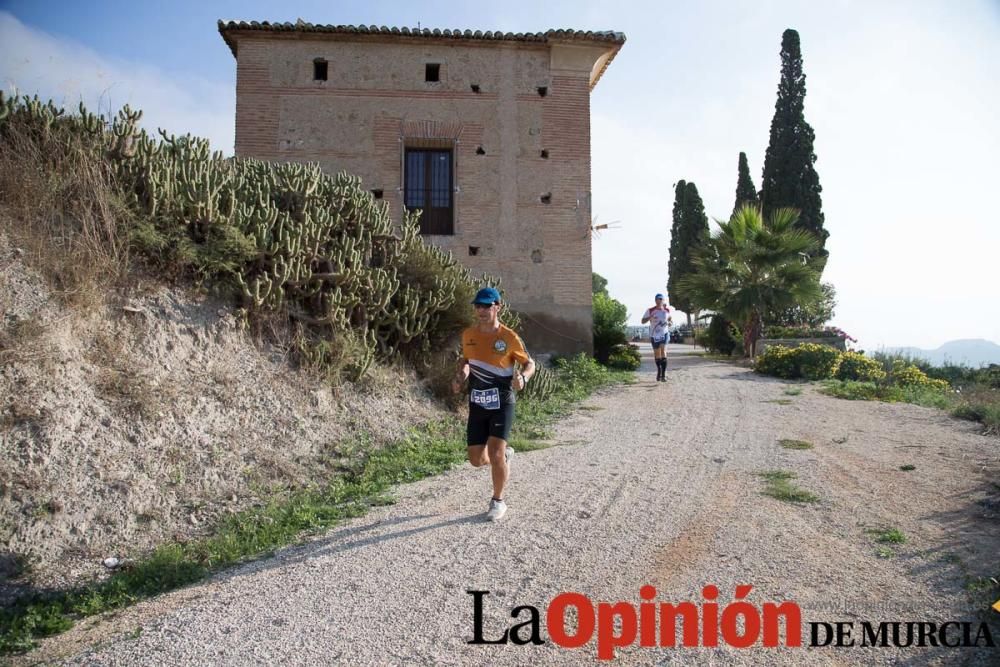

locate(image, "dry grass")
(0, 316), (57, 429)
(0, 118), (131, 309)
(0, 317), (47, 361)
(86, 328), (169, 420)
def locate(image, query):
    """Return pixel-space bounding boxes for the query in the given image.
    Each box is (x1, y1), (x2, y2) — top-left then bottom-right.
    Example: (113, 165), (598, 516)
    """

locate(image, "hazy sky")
(1, 0), (997, 349)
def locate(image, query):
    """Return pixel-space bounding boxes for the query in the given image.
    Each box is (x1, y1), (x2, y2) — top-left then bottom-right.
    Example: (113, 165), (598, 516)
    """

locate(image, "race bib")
(470, 388), (501, 410)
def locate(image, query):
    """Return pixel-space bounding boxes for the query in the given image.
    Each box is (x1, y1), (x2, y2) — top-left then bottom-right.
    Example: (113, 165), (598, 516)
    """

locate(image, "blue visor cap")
(472, 287), (502, 305)
(655, 293), (664, 300)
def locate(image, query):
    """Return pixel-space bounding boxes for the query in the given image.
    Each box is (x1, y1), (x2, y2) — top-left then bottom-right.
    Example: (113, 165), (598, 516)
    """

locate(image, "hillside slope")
(1, 232), (447, 597)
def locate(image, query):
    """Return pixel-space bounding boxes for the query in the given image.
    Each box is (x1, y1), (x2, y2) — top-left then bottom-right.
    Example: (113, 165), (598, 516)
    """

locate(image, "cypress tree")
(759, 29), (828, 265)
(668, 180), (709, 325)
(733, 152), (759, 216)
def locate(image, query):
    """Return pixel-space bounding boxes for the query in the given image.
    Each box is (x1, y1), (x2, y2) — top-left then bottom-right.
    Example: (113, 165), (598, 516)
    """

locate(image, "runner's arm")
(640, 308), (651, 324)
(452, 357), (470, 394)
(522, 357), (536, 381)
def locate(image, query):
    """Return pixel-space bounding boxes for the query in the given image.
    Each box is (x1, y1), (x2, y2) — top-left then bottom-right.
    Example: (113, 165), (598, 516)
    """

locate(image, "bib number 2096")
(470, 388), (501, 410)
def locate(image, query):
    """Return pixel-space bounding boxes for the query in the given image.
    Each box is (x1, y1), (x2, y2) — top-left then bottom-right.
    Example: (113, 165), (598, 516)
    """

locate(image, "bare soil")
(1, 233), (448, 602)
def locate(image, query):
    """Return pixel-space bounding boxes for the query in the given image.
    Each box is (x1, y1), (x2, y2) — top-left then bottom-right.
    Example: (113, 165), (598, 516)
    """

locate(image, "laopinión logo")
(467, 586), (997, 661)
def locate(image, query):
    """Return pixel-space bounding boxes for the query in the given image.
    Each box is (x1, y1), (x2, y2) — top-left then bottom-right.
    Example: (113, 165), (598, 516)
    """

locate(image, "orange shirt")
(461, 324), (531, 393)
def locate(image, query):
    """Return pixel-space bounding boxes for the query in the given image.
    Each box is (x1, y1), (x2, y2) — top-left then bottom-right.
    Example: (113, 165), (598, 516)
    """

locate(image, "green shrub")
(952, 387), (1000, 435)
(754, 345), (799, 378)
(976, 364), (1000, 390)
(889, 361), (949, 391)
(835, 351), (886, 382)
(796, 343), (842, 380)
(819, 380), (884, 401)
(607, 344), (641, 371)
(896, 384), (955, 409)
(554, 354), (612, 391)
(592, 292), (628, 364)
(870, 351), (933, 376)
(699, 315), (741, 355)
(754, 343), (840, 380)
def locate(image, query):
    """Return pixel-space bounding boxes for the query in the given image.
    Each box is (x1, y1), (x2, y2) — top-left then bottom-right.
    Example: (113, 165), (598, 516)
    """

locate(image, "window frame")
(404, 147), (454, 235)
(313, 58), (328, 81)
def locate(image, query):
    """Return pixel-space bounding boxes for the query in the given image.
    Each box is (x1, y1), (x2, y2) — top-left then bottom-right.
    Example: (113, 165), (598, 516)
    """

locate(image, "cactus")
(520, 363), (556, 402)
(1, 94), (514, 382)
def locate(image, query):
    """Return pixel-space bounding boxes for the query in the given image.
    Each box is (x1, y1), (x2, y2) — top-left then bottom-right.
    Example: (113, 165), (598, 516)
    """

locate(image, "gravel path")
(29, 346), (1000, 666)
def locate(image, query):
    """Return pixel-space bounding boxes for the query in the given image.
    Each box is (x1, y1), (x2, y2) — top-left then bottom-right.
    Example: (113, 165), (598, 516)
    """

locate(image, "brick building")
(219, 20), (624, 355)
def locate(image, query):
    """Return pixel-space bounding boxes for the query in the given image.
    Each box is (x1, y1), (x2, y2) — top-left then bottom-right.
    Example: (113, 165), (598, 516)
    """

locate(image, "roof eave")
(589, 40), (624, 91)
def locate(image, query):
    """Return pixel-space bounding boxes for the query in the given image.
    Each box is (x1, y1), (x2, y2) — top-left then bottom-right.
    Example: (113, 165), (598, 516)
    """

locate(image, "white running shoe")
(505, 446), (514, 467)
(486, 498), (507, 522)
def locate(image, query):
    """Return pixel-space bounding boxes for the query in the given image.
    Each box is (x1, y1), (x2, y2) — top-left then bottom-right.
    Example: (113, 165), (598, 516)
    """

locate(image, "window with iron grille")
(404, 148), (453, 235)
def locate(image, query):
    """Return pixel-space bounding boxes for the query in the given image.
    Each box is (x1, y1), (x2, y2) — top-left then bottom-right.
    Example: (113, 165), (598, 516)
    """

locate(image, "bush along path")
(0, 356), (632, 655)
(753, 343), (1000, 435)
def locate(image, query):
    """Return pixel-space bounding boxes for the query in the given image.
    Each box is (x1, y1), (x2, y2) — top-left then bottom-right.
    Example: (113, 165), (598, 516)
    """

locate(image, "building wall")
(232, 34), (607, 355)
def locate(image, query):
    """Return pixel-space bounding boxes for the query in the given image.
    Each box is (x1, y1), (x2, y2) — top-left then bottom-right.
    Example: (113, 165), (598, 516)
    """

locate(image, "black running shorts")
(467, 402), (515, 446)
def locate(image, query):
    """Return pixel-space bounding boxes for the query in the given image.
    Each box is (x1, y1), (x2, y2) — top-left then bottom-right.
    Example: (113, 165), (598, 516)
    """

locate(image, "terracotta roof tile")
(218, 20), (624, 89)
(218, 20), (625, 54)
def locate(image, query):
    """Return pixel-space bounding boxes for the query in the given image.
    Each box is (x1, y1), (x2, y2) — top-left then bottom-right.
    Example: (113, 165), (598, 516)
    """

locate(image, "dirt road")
(37, 346), (1000, 665)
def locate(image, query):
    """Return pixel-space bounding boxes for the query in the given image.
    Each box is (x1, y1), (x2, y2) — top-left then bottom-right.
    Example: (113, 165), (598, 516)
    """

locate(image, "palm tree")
(679, 205), (823, 357)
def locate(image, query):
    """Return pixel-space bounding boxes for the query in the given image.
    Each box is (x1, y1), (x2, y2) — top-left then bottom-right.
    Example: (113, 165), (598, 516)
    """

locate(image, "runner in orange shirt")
(452, 287), (535, 521)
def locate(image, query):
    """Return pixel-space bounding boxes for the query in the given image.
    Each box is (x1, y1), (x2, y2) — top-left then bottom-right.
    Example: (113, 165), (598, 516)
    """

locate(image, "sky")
(1, 0), (998, 350)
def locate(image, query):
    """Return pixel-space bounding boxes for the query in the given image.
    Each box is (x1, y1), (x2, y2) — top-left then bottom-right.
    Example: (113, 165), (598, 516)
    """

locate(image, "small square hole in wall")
(470, 84), (481, 93)
(371, 189), (383, 199)
(468, 246), (480, 256)
(540, 192), (552, 204)
(537, 86), (548, 97)
(425, 63), (440, 82)
(476, 146), (486, 155)
(313, 59), (328, 81)
(540, 149), (549, 159)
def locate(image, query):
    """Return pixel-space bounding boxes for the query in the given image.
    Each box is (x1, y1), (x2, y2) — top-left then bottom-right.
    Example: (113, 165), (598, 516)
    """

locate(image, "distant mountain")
(882, 339), (1000, 367)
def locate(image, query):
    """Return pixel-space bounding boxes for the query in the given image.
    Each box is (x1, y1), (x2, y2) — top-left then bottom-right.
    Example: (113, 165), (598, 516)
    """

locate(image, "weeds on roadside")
(778, 439), (813, 450)
(868, 527), (906, 544)
(952, 387), (1000, 435)
(758, 470), (818, 503)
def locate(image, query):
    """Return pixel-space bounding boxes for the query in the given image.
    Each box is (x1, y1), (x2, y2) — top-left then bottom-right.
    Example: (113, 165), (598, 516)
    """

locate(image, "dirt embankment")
(1, 233), (447, 599)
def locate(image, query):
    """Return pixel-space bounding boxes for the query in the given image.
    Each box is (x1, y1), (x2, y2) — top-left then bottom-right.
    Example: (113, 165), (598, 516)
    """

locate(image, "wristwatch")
(518, 372), (527, 386)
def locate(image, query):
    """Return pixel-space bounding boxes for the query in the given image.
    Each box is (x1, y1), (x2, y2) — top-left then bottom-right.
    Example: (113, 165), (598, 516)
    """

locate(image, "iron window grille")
(404, 148), (454, 235)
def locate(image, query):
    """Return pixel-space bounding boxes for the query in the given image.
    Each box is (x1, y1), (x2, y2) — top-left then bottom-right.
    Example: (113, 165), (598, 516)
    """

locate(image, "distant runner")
(452, 287), (535, 521)
(641, 293), (673, 381)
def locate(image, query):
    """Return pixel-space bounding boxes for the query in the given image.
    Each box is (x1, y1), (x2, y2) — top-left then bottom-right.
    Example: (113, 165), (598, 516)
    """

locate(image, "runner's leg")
(486, 436), (508, 499)
(467, 445), (489, 467)
(467, 405), (491, 466)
